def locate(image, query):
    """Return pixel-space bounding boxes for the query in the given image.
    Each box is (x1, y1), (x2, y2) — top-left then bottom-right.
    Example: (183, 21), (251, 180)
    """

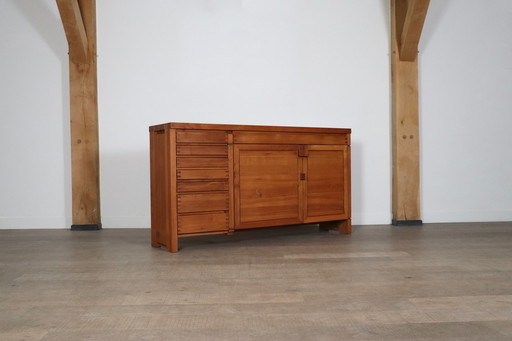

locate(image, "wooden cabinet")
(150, 123), (351, 252)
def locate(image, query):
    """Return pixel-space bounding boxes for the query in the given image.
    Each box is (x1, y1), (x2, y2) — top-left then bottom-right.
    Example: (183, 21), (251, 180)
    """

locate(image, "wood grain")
(304, 146), (349, 219)
(228, 133), (235, 234)
(177, 145), (228, 156)
(177, 180), (229, 193)
(177, 212), (229, 234)
(391, 0), (422, 223)
(397, 0), (430, 61)
(176, 157), (228, 169)
(176, 130), (228, 144)
(150, 123), (351, 252)
(168, 129), (178, 252)
(235, 145), (302, 228)
(56, 0), (88, 63)
(152, 122), (351, 134)
(177, 169), (229, 180)
(177, 192), (229, 213)
(149, 129), (169, 248)
(234, 131), (348, 145)
(66, 0), (101, 228)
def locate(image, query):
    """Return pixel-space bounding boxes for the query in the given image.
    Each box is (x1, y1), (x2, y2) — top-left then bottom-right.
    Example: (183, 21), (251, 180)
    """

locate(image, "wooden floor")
(1, 223), (512, 341)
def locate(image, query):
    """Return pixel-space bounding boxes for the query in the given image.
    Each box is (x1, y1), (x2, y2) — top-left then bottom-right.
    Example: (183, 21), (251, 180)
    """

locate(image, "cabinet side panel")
(150, 129), (170, 247)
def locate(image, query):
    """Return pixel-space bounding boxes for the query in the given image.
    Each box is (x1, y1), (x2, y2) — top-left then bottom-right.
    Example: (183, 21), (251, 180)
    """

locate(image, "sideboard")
(149, 122), (351, 252)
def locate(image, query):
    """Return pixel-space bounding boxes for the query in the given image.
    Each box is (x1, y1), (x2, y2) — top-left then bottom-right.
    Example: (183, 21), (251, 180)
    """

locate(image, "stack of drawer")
(175, 130), (230, 235)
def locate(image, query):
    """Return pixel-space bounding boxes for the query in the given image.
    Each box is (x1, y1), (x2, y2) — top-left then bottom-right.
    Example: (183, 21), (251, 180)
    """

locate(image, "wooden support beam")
(56, 0), (89, 64)
(57, 0), (101, 230)
(397, 0), (430, 62)
(391, 0), (429, 226)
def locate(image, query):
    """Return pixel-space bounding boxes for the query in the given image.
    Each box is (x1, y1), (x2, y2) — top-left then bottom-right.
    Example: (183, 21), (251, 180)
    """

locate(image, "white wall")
(0, 0), (71, 228)
(420, 0), (512, 222)
(1, 0), (510, 229)
(96, 0), (391, 228)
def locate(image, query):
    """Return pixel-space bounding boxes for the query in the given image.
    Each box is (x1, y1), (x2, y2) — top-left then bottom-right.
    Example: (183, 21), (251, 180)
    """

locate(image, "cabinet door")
(304, 145), (350, 222)
(234, 145), (303, 229)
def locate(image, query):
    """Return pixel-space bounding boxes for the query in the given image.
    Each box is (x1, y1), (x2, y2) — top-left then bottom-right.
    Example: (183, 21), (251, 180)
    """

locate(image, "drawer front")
(177, 180), (229, 193)
(177, 145), (228, 156)
(177, 157), (228, 169)
(176, 130), (228, 144)
(178, 192), (229, 213)
(177, 212), (229, 234)
(233, 131), (349, 145)
(177, 169), (229, 180)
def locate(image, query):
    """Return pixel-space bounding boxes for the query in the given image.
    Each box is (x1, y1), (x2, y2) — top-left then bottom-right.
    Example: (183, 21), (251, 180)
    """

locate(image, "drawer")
(177, 180), (229, 193)
(177, 145), (228, 156)
(177, 157), (228, 169)
(177, 169), (229, 180)
(177, 192), (229, 213)
(233, 131), (349, 145)
(176, 130), (228, 144)
(177, 212), (229, 234)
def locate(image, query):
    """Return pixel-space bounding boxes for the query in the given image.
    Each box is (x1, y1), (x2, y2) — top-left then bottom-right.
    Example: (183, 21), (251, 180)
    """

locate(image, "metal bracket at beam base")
(71, 224), (102, 231)
(392, 220), (423, 226)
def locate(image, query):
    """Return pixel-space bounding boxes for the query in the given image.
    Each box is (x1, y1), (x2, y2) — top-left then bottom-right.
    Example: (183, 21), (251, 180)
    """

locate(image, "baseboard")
(423, 210), (512, 223)
(0, 216), (148, 229)
(351, 212), (392, 225)
(392, 219), (423, 226)
(71, 224), (102, 231)
(2, 212), (510, 230)
(99, 216), (150, 228)
(0, 216), (69, 229)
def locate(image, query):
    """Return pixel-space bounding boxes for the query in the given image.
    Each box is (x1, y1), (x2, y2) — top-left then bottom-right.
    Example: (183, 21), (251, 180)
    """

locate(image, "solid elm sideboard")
(149, 122), (351, 252)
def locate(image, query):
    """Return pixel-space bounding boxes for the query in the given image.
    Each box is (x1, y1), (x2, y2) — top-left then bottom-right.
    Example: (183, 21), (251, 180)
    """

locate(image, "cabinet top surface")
(149, 122), (351, 134)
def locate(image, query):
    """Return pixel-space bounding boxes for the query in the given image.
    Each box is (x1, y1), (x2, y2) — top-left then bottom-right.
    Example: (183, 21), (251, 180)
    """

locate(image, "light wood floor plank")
(1, 222), (512, 340)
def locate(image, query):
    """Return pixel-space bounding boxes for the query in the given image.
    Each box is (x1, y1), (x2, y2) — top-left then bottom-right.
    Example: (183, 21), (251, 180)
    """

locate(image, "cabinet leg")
(168, 231), (178, 253)
(151, 231), (164, 248)
(319, 219), (352, 234)
(168, 241), (178, 253)
(339, 219), (351, 234)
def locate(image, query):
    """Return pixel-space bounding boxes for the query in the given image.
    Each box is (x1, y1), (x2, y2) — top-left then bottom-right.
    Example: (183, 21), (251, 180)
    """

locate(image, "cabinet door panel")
(305, 145), (350, 220)
(235, 145), (302, 228)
